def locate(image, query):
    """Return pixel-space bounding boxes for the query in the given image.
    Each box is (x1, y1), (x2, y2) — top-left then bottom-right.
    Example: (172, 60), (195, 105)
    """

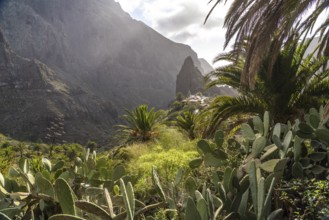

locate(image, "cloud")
(170, 30), (196, 42)
(115, 0), (230, 64)
(148, 2), (204, 32)
(115, 0), (144, 14)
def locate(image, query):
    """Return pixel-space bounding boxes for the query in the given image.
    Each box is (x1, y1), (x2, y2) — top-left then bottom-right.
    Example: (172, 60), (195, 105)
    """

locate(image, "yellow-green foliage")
(125, 127), (198, 194)
(129, 148), (197, 192)
(155, 127), (195, 151)
(0, 133), (84, 173)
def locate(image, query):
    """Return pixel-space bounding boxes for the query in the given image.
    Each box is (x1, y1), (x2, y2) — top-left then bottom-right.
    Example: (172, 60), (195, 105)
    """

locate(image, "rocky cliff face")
(0, 0), (204, 143)
(176, 56), (204, 96)
(176, 56), (238, 97)
(0, 29), (117, 143)
(0, 0), (202, 110)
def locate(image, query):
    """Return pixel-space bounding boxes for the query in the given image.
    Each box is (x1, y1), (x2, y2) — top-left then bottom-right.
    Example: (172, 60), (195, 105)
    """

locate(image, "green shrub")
(155, 127), (196, 151)
(279, 179), (329, 219)
(128, 146), (198, 196)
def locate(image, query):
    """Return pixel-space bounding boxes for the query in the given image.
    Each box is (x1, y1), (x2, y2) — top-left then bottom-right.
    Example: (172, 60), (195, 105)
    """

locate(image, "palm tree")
(203, 34), (329, 136)
(206, 0), (329, 89)
(116, 105), (164, 142)
(176, 111), (197, 139)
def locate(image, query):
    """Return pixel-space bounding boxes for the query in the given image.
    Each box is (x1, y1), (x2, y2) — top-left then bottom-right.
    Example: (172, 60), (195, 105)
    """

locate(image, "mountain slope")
(0, 0), (204, 142)
(199, 58), (214, 75)
(0, 0), (202, 110)
(0, 29), (117, 143)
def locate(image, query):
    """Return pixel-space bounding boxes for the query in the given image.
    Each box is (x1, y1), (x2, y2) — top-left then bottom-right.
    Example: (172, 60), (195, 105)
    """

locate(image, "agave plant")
(203, 33), (329, 136)
(116, 105), (165, 142)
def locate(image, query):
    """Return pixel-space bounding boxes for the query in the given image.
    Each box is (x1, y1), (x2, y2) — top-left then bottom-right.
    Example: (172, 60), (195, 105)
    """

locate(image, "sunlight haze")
(115, 0), (230, 65)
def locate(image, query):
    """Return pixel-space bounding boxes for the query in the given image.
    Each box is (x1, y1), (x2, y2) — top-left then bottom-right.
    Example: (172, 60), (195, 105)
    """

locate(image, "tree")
(206, 0), (329, 89)
(116, 105), (165, 142)
(203, 34), (329, 136)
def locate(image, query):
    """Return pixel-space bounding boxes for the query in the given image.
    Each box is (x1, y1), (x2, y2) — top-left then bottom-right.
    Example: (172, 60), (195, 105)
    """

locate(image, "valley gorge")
(0, 0), (209, 143)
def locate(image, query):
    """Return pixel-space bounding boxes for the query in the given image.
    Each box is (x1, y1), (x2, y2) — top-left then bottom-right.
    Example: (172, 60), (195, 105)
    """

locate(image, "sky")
(115, 0), (230, 66)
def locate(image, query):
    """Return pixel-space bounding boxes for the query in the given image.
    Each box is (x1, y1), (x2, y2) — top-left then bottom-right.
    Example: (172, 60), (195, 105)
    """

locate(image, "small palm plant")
(176, 111), (197, 139)
(116, 104), (164, 142)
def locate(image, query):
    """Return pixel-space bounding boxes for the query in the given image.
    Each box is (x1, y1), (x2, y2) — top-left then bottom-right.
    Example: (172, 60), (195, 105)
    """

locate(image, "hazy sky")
(115, 0), (230, 65)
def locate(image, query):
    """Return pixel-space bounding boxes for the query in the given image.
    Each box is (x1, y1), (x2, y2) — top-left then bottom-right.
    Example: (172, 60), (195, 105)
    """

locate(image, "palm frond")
(203, 95), (267, 136)
(205, 0), (328, 89)
(115, 105), (164, 143)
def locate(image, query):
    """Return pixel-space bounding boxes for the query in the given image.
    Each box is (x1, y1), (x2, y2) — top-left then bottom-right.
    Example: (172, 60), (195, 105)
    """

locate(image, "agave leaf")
(260, 145), (278, 161)
(251, 137), (266, 158)
(309, 114), (320, 129)
(282, 131), (292, 154)
(223, 212), (240, 220)
(185, 176), (197, 197)
(249, 160), (258, 213)
(0, 173), (4, 187)
(42, 158), (52, 172)
(272, 123), (281, 140)
(0, 208), (21, 219)
(294, 136), (302, 162)
(257, 178), (265, 220)
(55, 178), (76, 215)
(299, 123), (314, 133)
(8, 167), (20, 178)
(241, 124), (255, 140)
(292, 162), (304, 178)
(0, 212), (11, 220)
(214, 130), (225, 147)
(174, 168), (183, 186)
(49, 214), (86, 220)
(238, 175), (249, 193)
(185, 197), (202, 220)
(315, 129), (329, 143)
(75, 200), (112, 219)
(35, 173), (55, 198)
(104, 189), (115, 218)
(267, 209), (283, 220)
(253, 116), (264, 135)
(260, 159), (280, 173)
(309, 152), (327, 162)
(311, 165), (326, 175)
(189, 158), (203, 169)
(113, 165), (125, 181)
(52, 161), (65, 172)
(197, 140), (212, 154)
(196, 197), (208, 220)
(119, 179), (133, 220)
(18, 158), (29, 174)
(263, 111), (270, 137)
(151, 166), (166, 201)
(238, 190), (249, 217)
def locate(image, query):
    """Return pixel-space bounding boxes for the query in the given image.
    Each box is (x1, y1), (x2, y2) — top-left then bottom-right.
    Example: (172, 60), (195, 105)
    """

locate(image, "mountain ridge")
(0, 0), (208, 143)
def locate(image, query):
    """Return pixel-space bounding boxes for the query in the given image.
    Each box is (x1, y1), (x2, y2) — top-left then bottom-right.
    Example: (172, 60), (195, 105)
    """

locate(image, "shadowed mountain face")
(0, 29), (117, 143)
(0, 0), (204, 143)
(176, 56), (204, 96)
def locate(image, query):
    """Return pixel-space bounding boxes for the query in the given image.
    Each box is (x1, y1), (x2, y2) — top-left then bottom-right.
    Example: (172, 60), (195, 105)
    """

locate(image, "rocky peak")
(176, 56), (204, 96)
